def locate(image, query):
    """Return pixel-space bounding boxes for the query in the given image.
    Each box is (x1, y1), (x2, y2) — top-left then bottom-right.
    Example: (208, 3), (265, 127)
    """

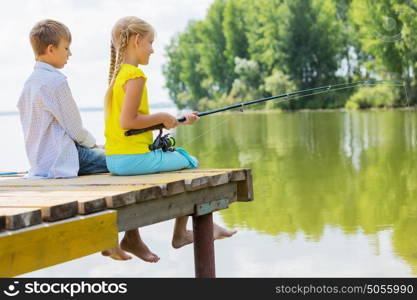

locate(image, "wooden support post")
(192, 213), (215, 278)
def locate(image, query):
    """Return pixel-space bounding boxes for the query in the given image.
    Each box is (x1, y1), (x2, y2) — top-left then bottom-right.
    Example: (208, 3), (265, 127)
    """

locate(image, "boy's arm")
(44, 80), (96, 148)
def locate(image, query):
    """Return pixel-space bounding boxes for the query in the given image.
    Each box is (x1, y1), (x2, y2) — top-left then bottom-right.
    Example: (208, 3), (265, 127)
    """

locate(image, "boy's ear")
(45, 44), (55, 54)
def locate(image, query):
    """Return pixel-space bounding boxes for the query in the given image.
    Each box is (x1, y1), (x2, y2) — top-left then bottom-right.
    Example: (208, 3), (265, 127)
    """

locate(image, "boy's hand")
(93, 144), (105, 150)
(181, 112), (200, 125)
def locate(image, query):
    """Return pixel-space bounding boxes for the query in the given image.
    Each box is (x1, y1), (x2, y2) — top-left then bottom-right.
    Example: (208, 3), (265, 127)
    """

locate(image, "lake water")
(2, 109), (417, 277)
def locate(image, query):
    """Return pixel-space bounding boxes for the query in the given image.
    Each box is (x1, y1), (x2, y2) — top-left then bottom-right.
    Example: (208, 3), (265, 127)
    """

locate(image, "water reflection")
(177, 110), (417, 275)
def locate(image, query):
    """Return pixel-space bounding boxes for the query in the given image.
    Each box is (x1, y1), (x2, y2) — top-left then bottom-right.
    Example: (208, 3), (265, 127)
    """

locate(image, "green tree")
(282, 0), (342, 86)
(196, 0), (231, 96)
(245, 0), (288, 74)
(223, 0), (250, 66)
(164, 0), (415, 110)
(349, 0), (416, 105)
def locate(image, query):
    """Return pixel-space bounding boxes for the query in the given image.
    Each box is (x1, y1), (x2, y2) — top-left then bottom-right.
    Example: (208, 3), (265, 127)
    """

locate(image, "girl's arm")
(120, 78), (178, 130)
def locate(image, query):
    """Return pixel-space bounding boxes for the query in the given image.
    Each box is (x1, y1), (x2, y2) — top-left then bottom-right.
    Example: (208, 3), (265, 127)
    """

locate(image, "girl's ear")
(134, 34), (142, 47)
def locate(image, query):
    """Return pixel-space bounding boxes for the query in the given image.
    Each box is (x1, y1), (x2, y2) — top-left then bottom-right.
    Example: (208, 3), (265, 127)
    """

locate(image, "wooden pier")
(0, 168), (253, 278)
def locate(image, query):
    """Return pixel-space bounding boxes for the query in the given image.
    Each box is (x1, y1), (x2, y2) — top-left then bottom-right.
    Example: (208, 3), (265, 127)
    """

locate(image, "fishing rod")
(0, 171), (27, 176)
(125, 79), (403, 137)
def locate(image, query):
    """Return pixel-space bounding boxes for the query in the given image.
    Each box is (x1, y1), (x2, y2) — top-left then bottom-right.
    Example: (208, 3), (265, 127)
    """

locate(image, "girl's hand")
(161, 113), (178, 130)
(181, 112), (200, 125)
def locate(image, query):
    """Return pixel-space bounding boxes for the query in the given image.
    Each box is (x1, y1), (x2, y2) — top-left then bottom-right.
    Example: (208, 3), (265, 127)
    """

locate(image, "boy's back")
(18, 19), (101, 178)
(18, 61), (95, 178)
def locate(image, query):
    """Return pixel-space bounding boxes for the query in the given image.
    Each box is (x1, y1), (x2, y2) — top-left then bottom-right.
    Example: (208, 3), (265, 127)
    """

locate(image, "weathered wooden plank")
(184, 176), (209, 191)
(0, 208), (42, 230)
(195, 199), (229, 216)
(117, 182), (238, 231)
(0, 185), (163, 211)
(237, 169), (254, 202)
(174, 168), (248, 182)
(0, 185), (159, 192)
(172, 168), (251, 198)
(0, 168), (253, 277)
(0, 196), (105, 216)
(173, 169), (233, 173)
(157, 180), (186, 196)
(74, 198), (107, 215)
(0, 187), (160, 210)
(0, 192), (105, 216)
(0, 173), (183, 186)
(104, 185), (162, 207)
(104, 191), (135, 208)
(0, 210), (118, 277)
(0, 199), (78, 222)
(0, 215), (5, 231)
(0, 171), (231, 190)
(135, 185), (163, 202)
(125, 172), (215, 192)
(173, 170), (234, 186)
(228, 169), (248, 182)
(207, 173), (230, 186)
(0, 191), (109, 197)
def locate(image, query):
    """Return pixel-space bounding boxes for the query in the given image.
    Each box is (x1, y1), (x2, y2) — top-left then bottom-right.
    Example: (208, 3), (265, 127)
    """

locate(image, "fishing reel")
(149, 129), (176, 152)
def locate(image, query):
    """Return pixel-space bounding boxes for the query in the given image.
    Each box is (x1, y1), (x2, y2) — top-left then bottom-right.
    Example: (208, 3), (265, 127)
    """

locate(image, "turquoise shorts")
(106, 148), (198, 176)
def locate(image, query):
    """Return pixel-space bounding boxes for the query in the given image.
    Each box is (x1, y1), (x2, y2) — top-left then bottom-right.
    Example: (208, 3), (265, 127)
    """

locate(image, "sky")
(0, 0), (213, 112)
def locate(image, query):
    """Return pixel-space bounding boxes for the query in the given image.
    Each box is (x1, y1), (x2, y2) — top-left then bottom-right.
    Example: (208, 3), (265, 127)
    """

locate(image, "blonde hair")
(29, 19), (72, 57)
(105, 16), (154, 117)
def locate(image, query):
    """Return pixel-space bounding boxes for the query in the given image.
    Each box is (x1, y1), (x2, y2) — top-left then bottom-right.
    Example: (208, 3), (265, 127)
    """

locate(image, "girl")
(103, 16), (236, 262)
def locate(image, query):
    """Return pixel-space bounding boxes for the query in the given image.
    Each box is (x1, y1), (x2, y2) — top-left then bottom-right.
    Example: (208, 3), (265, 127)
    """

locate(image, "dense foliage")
(163, 0), (417, 110)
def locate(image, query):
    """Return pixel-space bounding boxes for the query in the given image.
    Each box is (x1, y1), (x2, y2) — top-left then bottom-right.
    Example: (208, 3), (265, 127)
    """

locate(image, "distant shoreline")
(2, 105), (416, 117)
(0, 102), (176, 116)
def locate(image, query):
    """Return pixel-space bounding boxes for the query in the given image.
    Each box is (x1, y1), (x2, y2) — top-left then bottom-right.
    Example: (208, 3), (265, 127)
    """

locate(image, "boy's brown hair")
(29, 19), (72, 57)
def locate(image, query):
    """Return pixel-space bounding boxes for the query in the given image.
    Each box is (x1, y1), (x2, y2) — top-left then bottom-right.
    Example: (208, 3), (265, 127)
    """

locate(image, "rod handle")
(124, 117), (186, 136)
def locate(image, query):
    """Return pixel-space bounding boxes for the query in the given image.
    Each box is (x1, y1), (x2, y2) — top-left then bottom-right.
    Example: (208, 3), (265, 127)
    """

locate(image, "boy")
(18, 19), (134, 261)
(18, 19), (108, 178)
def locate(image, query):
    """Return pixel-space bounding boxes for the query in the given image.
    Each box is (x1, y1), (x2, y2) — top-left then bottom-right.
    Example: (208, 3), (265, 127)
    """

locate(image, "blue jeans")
(76, 144), (109, 176)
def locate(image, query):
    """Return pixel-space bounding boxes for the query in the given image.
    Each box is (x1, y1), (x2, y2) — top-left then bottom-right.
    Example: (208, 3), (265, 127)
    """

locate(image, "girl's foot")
(172, 229), (194, 249)
(171, 224), (236, 249)
(213, 223), (237, 240)
(101, 247), (132, 260)
(120, 233), (160, 263)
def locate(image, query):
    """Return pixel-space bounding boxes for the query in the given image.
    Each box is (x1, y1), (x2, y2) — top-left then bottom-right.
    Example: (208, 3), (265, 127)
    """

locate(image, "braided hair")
(104, 16), (154, 118)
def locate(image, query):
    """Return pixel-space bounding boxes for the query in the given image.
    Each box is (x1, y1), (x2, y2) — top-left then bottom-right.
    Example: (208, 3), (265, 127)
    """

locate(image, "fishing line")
(126, 80), (403, 136)
(126, 80), (404, 151)
(179, 81), (404, 147)
(179, 117), (230, 147)
(263, 81), (403, 106)
(180, 85), (361, 147)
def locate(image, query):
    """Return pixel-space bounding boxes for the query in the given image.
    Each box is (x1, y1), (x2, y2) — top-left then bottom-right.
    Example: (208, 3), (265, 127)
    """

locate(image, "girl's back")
(105, 64), (153, 155)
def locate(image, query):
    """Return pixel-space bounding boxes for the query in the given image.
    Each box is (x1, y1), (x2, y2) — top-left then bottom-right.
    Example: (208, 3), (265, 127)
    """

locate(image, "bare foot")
(120, 234), (160, 263)
(172, 229), (194, 249)
(101, 247), (132, 261)
(213, 223), (237, 240)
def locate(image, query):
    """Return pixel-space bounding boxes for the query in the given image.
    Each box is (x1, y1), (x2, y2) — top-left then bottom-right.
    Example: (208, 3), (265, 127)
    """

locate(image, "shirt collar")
(34, 61), (66, 78)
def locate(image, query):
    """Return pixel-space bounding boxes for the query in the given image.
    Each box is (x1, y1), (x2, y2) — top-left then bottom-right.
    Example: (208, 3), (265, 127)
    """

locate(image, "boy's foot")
(120, 235), (160, 263)
(172, 229), (194, 249)
(101, 247), (132, 260)
(213, 223), (237, 240)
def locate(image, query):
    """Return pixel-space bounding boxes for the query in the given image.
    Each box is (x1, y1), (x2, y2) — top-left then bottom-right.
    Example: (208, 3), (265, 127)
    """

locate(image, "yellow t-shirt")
(105, 64), (153, 155)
